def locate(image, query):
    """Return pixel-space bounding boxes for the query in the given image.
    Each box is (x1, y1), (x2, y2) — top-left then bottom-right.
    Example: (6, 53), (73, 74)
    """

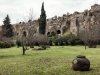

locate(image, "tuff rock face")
(1, 4), (100, 37)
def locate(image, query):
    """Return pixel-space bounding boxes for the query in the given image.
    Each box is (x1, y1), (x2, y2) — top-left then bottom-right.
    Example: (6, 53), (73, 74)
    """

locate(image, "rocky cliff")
(13, 4), (100, 37)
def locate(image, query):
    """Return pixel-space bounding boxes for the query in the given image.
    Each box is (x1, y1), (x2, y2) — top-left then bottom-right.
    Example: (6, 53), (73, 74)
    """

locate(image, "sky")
(0, 0), (100, 25)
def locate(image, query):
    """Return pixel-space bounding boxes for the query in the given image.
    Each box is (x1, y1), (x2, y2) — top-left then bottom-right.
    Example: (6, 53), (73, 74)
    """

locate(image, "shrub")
(41, 45), (46, 49)
(68, 35), (78, 45)
(0, 42), (3, 48)
(0, 42), (11, 48)
(35, 42), (39, 46)
(58, 37), (67, 46)
(4, 42), (11, 48)
(9, 41), (15, 47)
(16, 39), (22, 47)
(53, 38), (59, 46)
(49, 36), (66, 46)
(75, 39), (84, 45)
(48, 34), (52, 37)
(51, 32), (56, 36)
(0, 36), (14, 48)
(48, 34), (83, 46)
(52, 36), (68, 46)
(48, 40), (53, 46)
(66, 34), (84, 45)
(64, 40), (68, 45)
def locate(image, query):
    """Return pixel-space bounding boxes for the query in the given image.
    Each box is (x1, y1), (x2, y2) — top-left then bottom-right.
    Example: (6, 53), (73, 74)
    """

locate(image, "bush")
(48, 32), (56, 37)
(64, 40), (68, 45)
(75, 39), (84, 45)
(35, 42), (39, 46)
(58, 37), (67, 46)
(49, 36), (66, 46)
(9, 41), (15, 47)
(16, 39), (22, 47)
(0, 36), (14, 48)
(53, 36), (68, 46)
(41, 45), (46, 49)
(48, 40), (53, 46)
(0, 42), (11, 48)
(66, 34), (84, 45)
(4, 42), (11, 48)
(51, 32), (56, 36)
(48, 34), (52, 37)
(53, 38), (59, 46)
(59, 41), (64, 46)
(48, 34), (84, 46)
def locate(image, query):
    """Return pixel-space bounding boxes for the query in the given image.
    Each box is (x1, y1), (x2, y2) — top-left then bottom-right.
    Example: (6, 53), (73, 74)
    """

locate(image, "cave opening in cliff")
(57, 30), (61, 34)
(47, 32), (50, 36)
(23, 31), (27, 37)
(17, 33), (19, 36)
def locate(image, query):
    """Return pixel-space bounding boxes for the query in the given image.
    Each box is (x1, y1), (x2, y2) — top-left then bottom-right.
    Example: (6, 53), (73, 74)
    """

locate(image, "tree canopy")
(2, 14), (13, 37)
(39, 2), (46, 34)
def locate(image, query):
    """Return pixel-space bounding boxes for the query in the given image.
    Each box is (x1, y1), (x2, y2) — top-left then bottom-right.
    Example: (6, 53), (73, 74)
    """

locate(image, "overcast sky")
(0, 0), (100, 25)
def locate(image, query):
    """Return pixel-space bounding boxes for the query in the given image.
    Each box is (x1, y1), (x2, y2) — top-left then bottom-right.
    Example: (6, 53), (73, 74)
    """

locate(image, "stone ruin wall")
(9, 4), (100, 37)
(13, 20), (39, 37)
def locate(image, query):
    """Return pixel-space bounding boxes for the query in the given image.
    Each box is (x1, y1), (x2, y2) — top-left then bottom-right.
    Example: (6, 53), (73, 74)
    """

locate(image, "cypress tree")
(39, 2), (46, 34)
(2, 14), (13, 37)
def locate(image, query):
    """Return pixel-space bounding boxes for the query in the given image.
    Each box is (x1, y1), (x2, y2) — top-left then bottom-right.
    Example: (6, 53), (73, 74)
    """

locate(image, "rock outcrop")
(10, 4), (100, 37)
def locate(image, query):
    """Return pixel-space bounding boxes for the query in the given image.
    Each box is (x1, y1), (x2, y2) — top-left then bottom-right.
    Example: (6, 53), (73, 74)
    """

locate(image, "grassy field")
(0, 46), (100, 75)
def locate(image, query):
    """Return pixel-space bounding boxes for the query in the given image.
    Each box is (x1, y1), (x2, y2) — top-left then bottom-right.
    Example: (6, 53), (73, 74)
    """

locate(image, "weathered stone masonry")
(8, 4), (100, 37)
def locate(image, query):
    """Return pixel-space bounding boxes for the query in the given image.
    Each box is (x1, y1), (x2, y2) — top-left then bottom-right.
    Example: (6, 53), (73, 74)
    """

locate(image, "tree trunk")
(85, 44), (86, 50)
(22, 45), (26, 55)
(84, 41), (86, 50)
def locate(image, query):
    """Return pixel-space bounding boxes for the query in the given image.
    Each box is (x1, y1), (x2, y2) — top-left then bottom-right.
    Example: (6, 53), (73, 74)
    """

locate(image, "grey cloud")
(0, 0), (100, 25)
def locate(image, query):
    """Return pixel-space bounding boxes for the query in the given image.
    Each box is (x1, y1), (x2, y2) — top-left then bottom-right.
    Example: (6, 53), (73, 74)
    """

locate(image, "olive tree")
(79, 24), (100, 48)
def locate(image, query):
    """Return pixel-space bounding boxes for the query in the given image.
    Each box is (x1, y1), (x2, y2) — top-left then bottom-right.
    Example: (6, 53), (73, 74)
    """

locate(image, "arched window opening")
(17, 33), (19, 36)
(47, 32), (50, 36)
(57, 30), (61, 34)
(23, 31), (27, 37)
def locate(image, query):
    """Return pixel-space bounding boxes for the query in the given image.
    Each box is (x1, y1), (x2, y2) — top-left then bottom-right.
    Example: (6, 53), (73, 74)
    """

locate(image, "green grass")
(0, 46), (100, 75)
(63, 29), (70, 36)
